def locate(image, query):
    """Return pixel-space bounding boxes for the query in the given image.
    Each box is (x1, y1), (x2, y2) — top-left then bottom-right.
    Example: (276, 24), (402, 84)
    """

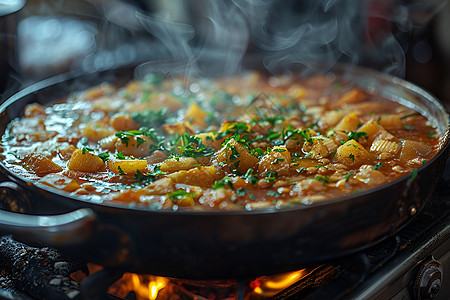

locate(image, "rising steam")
(133, 0), (426, 79)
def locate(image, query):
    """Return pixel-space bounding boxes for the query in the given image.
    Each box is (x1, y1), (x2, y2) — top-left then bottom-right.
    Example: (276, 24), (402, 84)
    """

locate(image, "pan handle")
(0, 181), (97, 246)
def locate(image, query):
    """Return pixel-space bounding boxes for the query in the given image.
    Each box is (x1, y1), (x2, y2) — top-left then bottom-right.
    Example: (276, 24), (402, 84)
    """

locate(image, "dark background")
(1, 0), (449, 111)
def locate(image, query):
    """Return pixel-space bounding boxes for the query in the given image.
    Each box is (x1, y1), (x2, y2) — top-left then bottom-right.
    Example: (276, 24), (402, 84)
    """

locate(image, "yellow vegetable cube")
(335, 113), (361, 132)
(39, 174), (81, 192)
(160, 157), (200, 172)
(107, 159), (148, 174)
(185, 103), (209, 128)
(334, 140), (372, 167)
(214, 138), (259, 174)
(168, 166), (220, 187)
(258, 146), (291, 176)
(22, 154), (63, 176)
(68, 149), (106, 173)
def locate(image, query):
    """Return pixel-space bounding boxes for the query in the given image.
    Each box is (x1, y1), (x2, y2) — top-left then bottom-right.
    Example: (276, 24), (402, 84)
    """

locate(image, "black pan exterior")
(0, 64), (449, 279)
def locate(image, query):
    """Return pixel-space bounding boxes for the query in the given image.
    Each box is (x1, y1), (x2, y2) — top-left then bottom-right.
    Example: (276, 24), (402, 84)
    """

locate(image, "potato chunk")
(258, 146), (290, 177)
(22, 154), (63, 176)
(160, 157), (201, 172)
(334, 140), (372, 167)
(39, 173), (80, 192)
(185, 103), (209, 128)
(168, 166), (220, 187)
(399, 140), (432, 161)
(213, 138), (259, 174)
(68, 149), (106, 172)
(110, 113), (139, 131)
(357, 120), (395, 146)
(107, 159), (148, 175)
(335, 113), (361, 132)
(82, 122), (115, 142)
(115, 135), (155, 157)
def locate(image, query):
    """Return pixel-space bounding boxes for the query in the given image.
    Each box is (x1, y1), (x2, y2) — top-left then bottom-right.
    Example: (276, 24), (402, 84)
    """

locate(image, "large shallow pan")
(0, 64), (448, 279)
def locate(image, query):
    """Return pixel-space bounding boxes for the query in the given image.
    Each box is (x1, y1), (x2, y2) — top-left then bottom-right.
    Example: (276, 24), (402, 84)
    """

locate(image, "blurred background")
(0, 0), (449, 110)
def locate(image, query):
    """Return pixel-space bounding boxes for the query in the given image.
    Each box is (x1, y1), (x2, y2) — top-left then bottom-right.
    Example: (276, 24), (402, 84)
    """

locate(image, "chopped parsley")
(212, 176), (234, 189)
(314, 175), (330, 185)
(403, 124), (416, 131)
(117, 166), (126, 175)
(167, 190), (196, 200)
(81, 147), (94, 154)
(347, 131), (367, 142)
(266, 190), (281, 197)
(178, 133), (214, 157)
(236, 188), (249, 196)
(348, 154), (355, 162)
(242, 168), (258, 185)
(131, 107), (168, 128)
(265, 171), (278, 183)
(134, 167), (166, 184)
(98, 152), (110, 162)
(345, 172), (354, 182)
(372, 163), (383, 170)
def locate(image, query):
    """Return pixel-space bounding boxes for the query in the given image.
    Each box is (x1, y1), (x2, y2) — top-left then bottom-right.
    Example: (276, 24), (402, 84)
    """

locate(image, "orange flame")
(251, 269), (307, 297)
(109, 273), (169, 300)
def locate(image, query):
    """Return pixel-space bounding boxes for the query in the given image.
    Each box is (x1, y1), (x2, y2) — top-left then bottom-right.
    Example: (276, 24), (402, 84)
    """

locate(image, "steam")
(133, 0), (423, 79)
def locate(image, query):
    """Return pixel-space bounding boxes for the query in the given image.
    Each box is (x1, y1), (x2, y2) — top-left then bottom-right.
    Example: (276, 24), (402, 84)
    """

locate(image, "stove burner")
(0, 161), (449, 299)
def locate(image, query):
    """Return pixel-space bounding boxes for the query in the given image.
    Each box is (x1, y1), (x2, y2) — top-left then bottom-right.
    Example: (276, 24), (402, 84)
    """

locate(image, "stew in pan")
(0, 72), (441, 211)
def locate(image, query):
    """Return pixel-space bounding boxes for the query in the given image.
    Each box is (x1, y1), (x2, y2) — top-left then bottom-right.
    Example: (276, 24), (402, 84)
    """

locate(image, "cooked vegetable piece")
(258, 146), (290, 177)
(214, 138), (259, 174)
(335, 113), (360, 132)
(67, 149), (106, 172)
(39, 174), (80, 192)
(399, 140), (432, 161)
(107, 159), (148, 175)
(334, 140), (372, 167)
(22, 154), (63, 176)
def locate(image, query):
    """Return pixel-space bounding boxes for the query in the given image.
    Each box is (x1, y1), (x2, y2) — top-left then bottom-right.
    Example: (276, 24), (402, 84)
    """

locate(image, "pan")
(0, 63), (448, 279)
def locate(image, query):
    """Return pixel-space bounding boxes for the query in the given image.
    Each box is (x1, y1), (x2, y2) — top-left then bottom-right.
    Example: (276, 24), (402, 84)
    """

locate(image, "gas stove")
(0, 159), (448, 300)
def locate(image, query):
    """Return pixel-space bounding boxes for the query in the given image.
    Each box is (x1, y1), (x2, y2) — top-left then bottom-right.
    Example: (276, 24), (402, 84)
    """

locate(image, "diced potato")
(110, 113), (139, 131)
(115, 135), (155, 158)
(258, 146), (291, 177)
(399, 140), (432, 161)
(58, 145), (77, 160)
(370, 139), (400, 159)
(162, 122), (194, 136)
(334, 140), (372, 167)
(292, 158), (321, 169)
(302, 138), (331, 159)
(285, 128), (316, 152)
(22, 154), (63, 176)
(68, 149), (106, 172)
(357, 120), (395, 146)
(335, 113), (361, 132)
(287, 85), (307, 99)
(185, 103), (209, 128)
(196, 132), (222, 150)
(355, 165), (387, 186)
(214, 138), (259, 174)
(336, 89), (368, 105)
(39, 173), (80, 192)
(107, 159), (148, 175)
(160, 157), (200, 172)
(320, 109), (347, 128)
(24, 103), (46, 117)
(99, 135), (119, 151)
(219, 121), (251, 134)
(168, 166), (220, 187)
(321, 137), (338, 153)
(379, 114), (403, 130)
(142, 177), (175, 195)
(82, 122), (115, 142)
